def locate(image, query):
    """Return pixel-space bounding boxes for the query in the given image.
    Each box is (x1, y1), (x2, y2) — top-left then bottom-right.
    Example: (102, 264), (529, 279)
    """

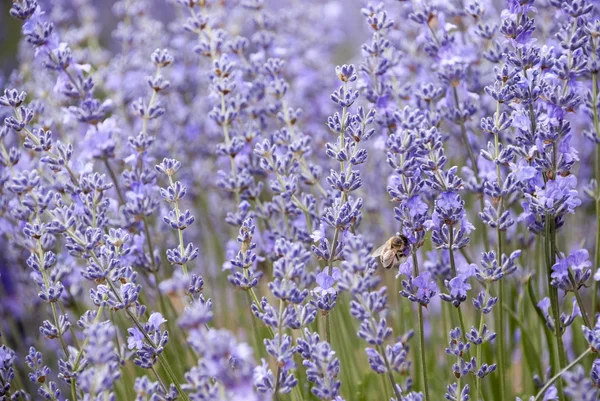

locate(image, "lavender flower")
(400, 271), (437, 307)
(3, 1), (600, 401)
(551, 249), (593, 292)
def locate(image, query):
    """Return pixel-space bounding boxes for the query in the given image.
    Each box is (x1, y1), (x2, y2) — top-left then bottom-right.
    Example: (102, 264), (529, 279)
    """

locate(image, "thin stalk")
(459, 248), (474, 265)
(560, 21), (578, 95)
(412, 252), (430, 401)
(71, 379), (77, 401)
(457, 307), (467, 341)
(73, 303), (105, 371)
(522, 69), (537, 138)
(94, 278), (190, 400)
(49, 302), (69, 356)
(269, 165), (313, 229)
(591, 40), (600, 314)
(49, 222), (189, 401)
(595, 181), (600, 314)
(451, 86), (489, 252)
(496, 234), (507, 401)
(456, 365), (462, 401)
(142, 67), (162, 135)
(57, 301), (80, 349)
(142, 216), (158, 272)
(245, 292), (263, 355)
(448, 228), (458, 278)
(325, 227), (341, 345)
(378, 343), (403, 401)
(103, 158), (125, 206)
(502, 302), (544, 379)
(533, 348), (592, 401)
(280, 98), (326, 197)
(417, 305), (430, 400)
(274, 366), (282, 401)
(192, 10), (240, 206)
(568, 270), (591, 328)
(220, 93), (240, 205)
(452, 86), (479, 176)
(448, 227), (468, 338)
(545, 216), (567, 401)
(240, 236), (275, 338)
(339, 82), (348, 174)
(167, 175), (190, 275)
(492, 101), (507, 399)
(324, 78), (351, 343)
(474, 283), (490, 400)
(550, 137), (567, 399)
(13, 112), (80, 186)
(37, 241), (71, 362)
(151, 365), (169, 394)
(41, 382), (60, 401)
(273, 300), (285, 398)
(245, 284), (275, 338)
(381, 373), (391, 400)
(129, 308), (189, 401)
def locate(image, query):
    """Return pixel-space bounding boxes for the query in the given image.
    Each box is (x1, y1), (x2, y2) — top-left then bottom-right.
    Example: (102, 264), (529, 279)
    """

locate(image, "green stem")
(101, 269), (189, 401)
(103, 158), (125, 206)
(452, 86), (479, 177)
(71, 379), (77, 401)
(73, 303), (105, 371)
(522, 69), (537, 138)
(474, 282), (490, 400)
(35, 236), (71, 361)
(245, 292), (263, 355)
(381, 373), (391, 400)
(568, 270), (591, 328)
(448, 228), (458, 278)
(456, 367), (462, 401)
(324, 80), (351, 345)
(273, 300), (285, 398)
(448, 227), (468, 338)
(246, 286), (275, 338)
(151, 365), (169, 394)
(545, 216), (566, 401)
(534, 348), (592, 401)
(412, 252), (430, 401)
(219, 91), (240, 206)
(591, 61), (600, 315)
(50, 302), (70, 356)
(142, 67), (162, 135)
(451, 85), (490, 252)
(496, 235), (507, 401)
(274, 366), (282, 401)
(378, 343), (403, 401)
(502, 303), (544, 379)
(167, 175), (189, 275)
(595, 187), (600, 314)
(142, 216), (158, 273)
(325, 227), (341, 345)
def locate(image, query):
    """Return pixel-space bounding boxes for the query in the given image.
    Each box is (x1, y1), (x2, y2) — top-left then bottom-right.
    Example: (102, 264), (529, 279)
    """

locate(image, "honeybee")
(371, 233), (410, 269)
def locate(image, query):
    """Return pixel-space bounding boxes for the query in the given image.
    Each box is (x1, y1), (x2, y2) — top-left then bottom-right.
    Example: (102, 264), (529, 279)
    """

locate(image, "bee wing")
(371, 243), (388, 258)
(381, 249), (396, 269)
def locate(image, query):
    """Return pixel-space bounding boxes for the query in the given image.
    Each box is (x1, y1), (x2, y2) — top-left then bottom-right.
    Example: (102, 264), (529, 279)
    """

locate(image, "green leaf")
(502, 302), (543, 378)
(356, 371), (380, 401)
(526, 274), (557, 377)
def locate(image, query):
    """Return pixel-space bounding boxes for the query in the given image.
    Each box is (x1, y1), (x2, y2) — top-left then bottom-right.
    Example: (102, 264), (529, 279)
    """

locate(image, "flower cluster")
(5, 0), (600, 401)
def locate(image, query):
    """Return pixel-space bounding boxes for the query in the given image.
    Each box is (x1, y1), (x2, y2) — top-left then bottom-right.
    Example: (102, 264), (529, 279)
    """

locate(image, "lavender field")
(2, 0), (600, 400)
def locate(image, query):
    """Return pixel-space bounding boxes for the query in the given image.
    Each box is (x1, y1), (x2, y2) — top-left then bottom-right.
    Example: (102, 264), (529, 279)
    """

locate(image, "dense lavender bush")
(3, 0), (600, 400)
